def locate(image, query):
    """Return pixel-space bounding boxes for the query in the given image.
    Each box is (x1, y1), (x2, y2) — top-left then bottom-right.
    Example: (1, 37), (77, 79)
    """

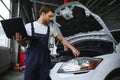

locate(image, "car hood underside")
(53, 1), (117, 44)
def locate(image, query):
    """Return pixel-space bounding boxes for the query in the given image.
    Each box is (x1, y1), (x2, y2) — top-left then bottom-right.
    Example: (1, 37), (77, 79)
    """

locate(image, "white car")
(50, 1), (120, 80)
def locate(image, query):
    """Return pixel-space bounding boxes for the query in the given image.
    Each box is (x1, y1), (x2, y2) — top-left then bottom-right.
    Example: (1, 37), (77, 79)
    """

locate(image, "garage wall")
(0, 46), (11, 74)
(102, 6), (120, 30)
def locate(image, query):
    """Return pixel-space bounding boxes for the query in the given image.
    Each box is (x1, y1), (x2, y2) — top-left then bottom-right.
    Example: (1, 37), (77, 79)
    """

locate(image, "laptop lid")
(0, 17), (28, 39)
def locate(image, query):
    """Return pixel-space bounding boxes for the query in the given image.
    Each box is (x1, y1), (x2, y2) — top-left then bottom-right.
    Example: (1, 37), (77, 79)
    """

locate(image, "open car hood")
(53, 1), (117, 44)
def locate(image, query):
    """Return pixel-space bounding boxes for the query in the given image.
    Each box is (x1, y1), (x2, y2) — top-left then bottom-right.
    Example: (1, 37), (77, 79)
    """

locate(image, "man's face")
(43, 11), (54, 25)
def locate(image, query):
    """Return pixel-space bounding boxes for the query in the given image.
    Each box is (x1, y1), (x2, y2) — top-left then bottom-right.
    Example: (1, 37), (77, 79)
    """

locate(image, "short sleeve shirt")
(25, 21), (62, 46)
(25, 21), (61, 37)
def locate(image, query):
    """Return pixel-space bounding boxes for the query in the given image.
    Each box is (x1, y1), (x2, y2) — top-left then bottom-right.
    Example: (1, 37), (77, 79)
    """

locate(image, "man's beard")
(43, 20), (51, 25)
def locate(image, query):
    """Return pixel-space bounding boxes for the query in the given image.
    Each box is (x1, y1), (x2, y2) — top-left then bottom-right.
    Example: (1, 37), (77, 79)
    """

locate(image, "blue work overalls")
(25, 23), (50, 80)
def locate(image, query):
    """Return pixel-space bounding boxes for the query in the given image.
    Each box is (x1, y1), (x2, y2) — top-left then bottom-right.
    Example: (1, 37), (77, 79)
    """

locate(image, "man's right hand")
(13, 32), (22, 41)
(13, 33), (28, 47)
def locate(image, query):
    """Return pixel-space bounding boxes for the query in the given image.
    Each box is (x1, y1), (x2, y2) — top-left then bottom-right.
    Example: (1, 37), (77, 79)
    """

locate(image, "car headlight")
(57, 57), (103, 73)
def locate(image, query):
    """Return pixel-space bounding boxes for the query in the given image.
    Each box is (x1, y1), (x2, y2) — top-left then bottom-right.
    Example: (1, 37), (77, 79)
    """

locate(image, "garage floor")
(0, 70), (24, 80)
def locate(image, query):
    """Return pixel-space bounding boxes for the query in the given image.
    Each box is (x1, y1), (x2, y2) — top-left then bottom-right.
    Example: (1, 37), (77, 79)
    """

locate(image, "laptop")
(0, 17), (28, 39)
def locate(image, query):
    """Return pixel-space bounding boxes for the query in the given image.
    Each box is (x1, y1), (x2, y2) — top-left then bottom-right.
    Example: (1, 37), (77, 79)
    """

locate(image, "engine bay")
(50, 40), (114, 68)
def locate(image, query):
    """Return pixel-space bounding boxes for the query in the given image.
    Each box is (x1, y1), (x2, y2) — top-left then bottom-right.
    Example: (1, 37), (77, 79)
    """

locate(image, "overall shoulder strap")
(47, 25), (50, 34)
(31, 22), (34, 36)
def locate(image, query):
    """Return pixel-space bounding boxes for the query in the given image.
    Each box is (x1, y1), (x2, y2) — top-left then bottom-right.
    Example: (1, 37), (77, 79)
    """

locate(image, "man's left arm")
(56, 34), (80, 57)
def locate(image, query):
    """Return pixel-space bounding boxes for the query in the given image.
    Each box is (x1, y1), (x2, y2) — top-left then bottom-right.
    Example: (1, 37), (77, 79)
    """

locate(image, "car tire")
(109, 75), (120, 80)
(105, 70), (120, 80)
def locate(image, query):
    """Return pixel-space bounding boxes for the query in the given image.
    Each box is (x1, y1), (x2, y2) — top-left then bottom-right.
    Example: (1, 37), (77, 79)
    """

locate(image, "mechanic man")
(13, 5), (80, 80)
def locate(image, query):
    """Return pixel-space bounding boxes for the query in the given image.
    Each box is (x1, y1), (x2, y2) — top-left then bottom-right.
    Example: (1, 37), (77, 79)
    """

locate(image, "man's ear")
(41, 12), (46, 16)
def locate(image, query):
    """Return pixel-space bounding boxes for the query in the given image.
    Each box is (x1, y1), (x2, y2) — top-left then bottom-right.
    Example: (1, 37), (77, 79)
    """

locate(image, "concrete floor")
(0, 70), (24, 80)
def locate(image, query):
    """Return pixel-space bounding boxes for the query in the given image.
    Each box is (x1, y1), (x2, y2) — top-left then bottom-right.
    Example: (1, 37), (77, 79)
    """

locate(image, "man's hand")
(13, 33), (28, 47)
(71, 47), (80, 57)
(56, 34), (80, 57)
(13, 33), (22, 41)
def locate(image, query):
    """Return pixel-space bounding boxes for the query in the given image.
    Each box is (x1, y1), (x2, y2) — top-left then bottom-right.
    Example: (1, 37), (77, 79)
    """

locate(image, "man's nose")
(50, 17), (53, 21)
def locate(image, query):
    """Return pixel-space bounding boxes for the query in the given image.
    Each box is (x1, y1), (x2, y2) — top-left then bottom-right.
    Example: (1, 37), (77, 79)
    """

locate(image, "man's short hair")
(38, 5), (54, 15)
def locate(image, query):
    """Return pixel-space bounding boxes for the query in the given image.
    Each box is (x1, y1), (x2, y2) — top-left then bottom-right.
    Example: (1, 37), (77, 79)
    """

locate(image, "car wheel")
(105, 69), (120, 80)
(110, 76), (120, 80)
(106, 74), (120, 80)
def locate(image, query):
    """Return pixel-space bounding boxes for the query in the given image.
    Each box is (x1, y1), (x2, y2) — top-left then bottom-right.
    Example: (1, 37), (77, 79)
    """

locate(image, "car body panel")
(50, 53), (120, 80)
